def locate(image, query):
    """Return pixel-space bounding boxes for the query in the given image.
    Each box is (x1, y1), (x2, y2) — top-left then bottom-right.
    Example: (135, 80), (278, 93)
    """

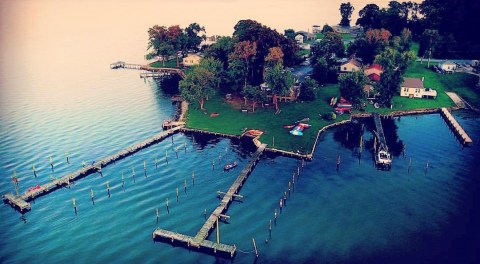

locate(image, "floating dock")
(153, 144), (266, 258)
(3, 126), (184, 213)
(440, 108), (473, 145)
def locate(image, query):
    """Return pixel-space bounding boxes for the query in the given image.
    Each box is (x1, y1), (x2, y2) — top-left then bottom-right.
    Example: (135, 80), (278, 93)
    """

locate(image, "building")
(295, 34), (304, 44)
(312, 25), (322, 34)
(438, 60), (457, 73)
(364, 64), (384, 76)
(296, 31), (316, 41)
(400, 77), (437, 99)
(200, 35), (221, 47)
(183, 54), (202, 66)
(339, 59), (362, 73)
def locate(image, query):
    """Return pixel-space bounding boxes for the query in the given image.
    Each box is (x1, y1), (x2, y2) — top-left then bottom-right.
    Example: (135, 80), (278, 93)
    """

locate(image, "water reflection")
(333, 117), (405, 157)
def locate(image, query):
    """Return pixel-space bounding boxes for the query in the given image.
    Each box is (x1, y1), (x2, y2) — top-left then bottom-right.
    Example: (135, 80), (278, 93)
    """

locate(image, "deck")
(373, 113), (388, 151)
(440, 108), (473, 145)
(3, 126), (184, 213)
(153, 144), (266, 258)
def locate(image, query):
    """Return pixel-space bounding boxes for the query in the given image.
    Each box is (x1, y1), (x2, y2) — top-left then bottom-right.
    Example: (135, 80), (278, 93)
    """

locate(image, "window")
(344, 67), (347, 71)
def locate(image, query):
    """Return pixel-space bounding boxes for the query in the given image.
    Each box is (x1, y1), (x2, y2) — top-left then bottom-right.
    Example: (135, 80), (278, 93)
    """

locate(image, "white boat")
(375, 149), (392, 168)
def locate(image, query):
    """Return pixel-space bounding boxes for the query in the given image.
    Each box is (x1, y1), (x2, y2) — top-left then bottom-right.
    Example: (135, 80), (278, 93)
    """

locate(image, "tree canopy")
(179, 66), (216, 110)
(339, 2), (354, 27)
(339, 71), (368, 108)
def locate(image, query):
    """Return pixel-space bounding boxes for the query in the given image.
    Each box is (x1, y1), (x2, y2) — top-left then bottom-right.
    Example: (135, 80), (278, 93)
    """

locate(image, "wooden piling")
(106, 181), (110, 197)
(72, 197), (77, 214)
(156, 208), (159, 223)
(192, 171), (195, 185)
(252, 238), (259, 258)
(176, 188), (179, 202)
(166, 198), (169, 213)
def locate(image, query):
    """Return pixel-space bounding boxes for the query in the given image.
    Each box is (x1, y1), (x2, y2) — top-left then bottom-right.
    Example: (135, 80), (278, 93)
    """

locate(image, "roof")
(367, 64), (384, 71)
(364, 84), (373, 93)
(368, 73), (381, 82)
(439, 60), (456, 66)
(341, 59), (362, 68)
(402, 77), (424, 89)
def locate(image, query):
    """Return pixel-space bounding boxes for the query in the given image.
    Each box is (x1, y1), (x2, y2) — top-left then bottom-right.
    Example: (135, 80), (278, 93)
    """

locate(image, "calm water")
(1, 1), (479, 263)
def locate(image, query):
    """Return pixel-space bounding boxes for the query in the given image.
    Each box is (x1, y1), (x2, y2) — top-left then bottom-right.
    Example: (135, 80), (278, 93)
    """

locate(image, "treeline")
(353, 0), (480, 58)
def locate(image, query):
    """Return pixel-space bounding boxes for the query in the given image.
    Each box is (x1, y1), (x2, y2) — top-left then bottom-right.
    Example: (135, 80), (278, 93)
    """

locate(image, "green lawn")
(149, 58), (181, 68)
(185, 84), (348, 153)
(315, 33), (324, 39)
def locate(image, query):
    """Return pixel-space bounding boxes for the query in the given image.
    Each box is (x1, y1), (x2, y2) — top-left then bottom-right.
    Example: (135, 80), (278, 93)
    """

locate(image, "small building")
(295, 34), (304, 44)
(400, 77), (437, 99)
(312, 25), (322, 34)
(296, 31), (315, 41)
(368, 73), (381, 82)
(438, 60), (457, 73)
(183, 54), (202, 66)
(364, 64), (384, 76)
(339, 59), (362, 73)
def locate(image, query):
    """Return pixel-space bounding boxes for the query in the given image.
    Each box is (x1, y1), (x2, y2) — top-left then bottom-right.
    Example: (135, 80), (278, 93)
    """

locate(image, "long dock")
(153, 144), (266, 258)
(373, 114), (388, 151)
(3, 126), (184, 213)
(440, 108), (473, 145)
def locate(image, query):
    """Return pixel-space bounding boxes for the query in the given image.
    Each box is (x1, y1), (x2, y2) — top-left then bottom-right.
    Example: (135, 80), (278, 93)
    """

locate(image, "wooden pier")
(440, 108), (473, 145)
(110, 61), (142, 69)
(2, 126), (184, 213)
(153, 144), (266, 258)
(110, 61), (185, 78)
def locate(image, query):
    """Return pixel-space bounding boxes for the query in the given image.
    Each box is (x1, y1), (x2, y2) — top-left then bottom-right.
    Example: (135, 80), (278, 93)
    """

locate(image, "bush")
(323, 112), (337, 120)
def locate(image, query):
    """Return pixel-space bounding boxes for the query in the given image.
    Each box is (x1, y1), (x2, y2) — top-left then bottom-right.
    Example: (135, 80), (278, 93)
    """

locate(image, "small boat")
(224, 161), (238, 171)
(335, 107), (352, 114)
(283, 124), (295, 129)
(247, 130), (263, 137)
(375, 149), (392, 169)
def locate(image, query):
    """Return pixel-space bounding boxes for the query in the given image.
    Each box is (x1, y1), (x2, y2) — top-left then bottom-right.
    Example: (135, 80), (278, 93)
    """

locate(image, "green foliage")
(322, 24), (334, 34)
(374, 68), (403, 105)
(339, 71), (368, 107)
(374, 48), (416, 74)
(179, 66), (216, 110)
(227, 58), (247, 92)
(241, 85), (267, 112)
(199, 57), (223, 88)
(204, 36), (234, 71)
(339, 2), (354, 27)
(265, 63), (294, 97)
(312, 32), (345, 59)
(299, 78), (318, 101)
(185, 23), (206, 52)
(284, 29), (296, 40)
(311, 58), (328, 85)
(324, 112), (337, 120)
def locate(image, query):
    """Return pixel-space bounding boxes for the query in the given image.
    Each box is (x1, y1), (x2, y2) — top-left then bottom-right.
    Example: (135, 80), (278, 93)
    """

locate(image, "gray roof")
(402, 77), (424, 89)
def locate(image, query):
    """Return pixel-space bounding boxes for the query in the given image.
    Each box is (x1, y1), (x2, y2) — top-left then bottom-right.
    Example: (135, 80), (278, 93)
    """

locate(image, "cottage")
(295, 34), (304, 44)
(364, 64), (384, 76)
(400, 77), (437, 99)
(312, 25), (322, 34)
(339, 59), (362, 73)
(437, 60), (457, 73)
(183, 54), (202, 66)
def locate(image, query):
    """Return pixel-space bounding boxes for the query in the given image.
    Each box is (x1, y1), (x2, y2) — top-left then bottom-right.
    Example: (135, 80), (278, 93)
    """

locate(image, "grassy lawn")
(149, 58), (181, 68)
(185, 84), (348, 153)
(315, 33), (324, 39)
(297, 49), (311, 57)
(341, 33), (353, 41)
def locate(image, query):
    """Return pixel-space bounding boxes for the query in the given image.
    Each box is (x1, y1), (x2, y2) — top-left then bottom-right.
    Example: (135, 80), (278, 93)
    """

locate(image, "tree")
(204, 36), (234, 71)
(185, 23), (206, 52)
(299, 79), (318, 101)
(199, 57), (223, 88)
(356, 4), (380, 30)
(230, 41), (257, 88)
(419, 29), (441, 67)
(227, 58), (247, 92)
(265, 47), (284, 67)
(157, 43), (175, 66)
(284, 29), (296, 40)
(167, 25), (183, 66)
(374, 68), (402, 105)
(312, 32), (344, 59)
(241, 85), (266, 112)
(322, 24), (334, 34)
(179, 67), (215, 110)
(146, 25), (169, 60)
(339, 71), (368, 108)
(339, 2), (355, 27)
(311, 57), (328, 85)
(265, 63), (294, 111)
(374, 48), (415, 74)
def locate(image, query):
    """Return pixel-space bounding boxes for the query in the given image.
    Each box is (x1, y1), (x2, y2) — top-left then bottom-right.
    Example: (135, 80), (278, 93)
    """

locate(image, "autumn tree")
(230, 41), (257, 88)
(179, 67), (215, 110)
(339, 2), (355, 27)
(339, 71), (368, 108)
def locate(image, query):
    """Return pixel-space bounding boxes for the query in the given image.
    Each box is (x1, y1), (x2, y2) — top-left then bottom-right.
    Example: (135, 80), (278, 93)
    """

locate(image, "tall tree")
(199, 57), (223, 88)
(374, 68), (402, 105)
(418, 29), (441, 67)
(356, 4), (380, 30)
(157, 43), (175, 66)
(146, 25), (169, 60)
(284, 29), (296, 40)
(339, 2), (355, 27)
(265, 47), (284, 67)
(322, 24), (334, 34)
(241, 85), (266, 112)
(230, 41), (257, 88)
(265, 63), (294, 111)
(299, 78), (318, 101)
(311, 57), (328, 85)
(185, 23), (206, 52)
(339, 71), (368, 108)
(204, 36), (234, 71)
(179, 67), (215, 110)
(167, 25), (183, 66)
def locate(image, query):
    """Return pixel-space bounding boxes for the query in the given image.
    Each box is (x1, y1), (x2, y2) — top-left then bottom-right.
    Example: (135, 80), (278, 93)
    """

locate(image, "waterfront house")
(183, 54), (202, 66)
(400, 77), (437, 99)
(339, 59), (362, 73)
(295, 34), (304, 44)
(438, 60), (457, 73)
(297, 31), (315, 41)
(364, 64), (384, 76)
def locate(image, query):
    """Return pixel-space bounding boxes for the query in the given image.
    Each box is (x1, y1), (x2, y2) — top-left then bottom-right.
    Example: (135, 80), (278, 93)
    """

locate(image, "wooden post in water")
(204, 208), (207, 219)
(212, 160), (215, 170)
(166, 198), (169, 213)
(106, 181), (110, 198)
(66, 150), (70, 165)
(32, 164), (37, 177)
(72, 197), (77, 215)
(336, 155), (341, 171)
(288, 182), (291, 196)
(12, 171), (19, 196)
(216, 218), (220, 244)
(184, 179), (187, 193)
(279, 199), (283, 213)
(252, 238), (259, 258)
(132, 167), (136, 183)
(144, 160), (147, 177)
(175, 148), (178, 159)
(50, 156), (54, 170)
(176, 188), (179, 202)
(155, 157), (158, 169)
(91, 189), (95, 205)
(192, 171), (195, 185)
(156, 208), (159, 223)
(121, 172), (125, 187)
(165, 150), (168, 164)
(274, 209), (278, 223)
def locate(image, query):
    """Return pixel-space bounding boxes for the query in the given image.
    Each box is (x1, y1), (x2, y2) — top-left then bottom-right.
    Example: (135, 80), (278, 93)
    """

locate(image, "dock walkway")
(440, 108), (473, 145)
(3, 126), (184, 213)
(373, 113), (388, 151)
(153, 144), (266, 257)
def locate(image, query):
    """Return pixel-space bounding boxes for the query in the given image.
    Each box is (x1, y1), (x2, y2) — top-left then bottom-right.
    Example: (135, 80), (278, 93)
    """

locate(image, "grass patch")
(341, 33), (353, 41)
(297, 49), (311, 57)
(315, 33), (324, 39)
(149, 58), (181, 68)
(185, 84), (348, 153)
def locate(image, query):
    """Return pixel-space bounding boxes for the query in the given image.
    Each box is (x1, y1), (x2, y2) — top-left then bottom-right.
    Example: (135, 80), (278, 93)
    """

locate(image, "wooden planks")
(440, 108), (473, 145)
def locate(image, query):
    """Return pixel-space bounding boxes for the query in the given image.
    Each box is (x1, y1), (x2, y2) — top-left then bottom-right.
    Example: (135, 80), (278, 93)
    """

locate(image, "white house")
(438, 60), (457, 73)
(400, 77), (437, 99)
(339, 59), (362, 73)
(295, 34), (304, 44)
(312, 25), (322, 34)
(183, 54), (202, 66)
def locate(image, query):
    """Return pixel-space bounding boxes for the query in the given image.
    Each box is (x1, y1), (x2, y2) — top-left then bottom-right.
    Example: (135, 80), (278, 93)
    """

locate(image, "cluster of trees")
(179, 20), (300, 112)
(310, 32), (345, 86)
(354, 0), (480, 58)
(146, 23), (206, 66)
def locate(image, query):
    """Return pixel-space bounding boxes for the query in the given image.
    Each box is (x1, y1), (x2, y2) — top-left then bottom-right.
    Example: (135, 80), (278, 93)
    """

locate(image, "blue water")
(1, 7), (479, 262)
